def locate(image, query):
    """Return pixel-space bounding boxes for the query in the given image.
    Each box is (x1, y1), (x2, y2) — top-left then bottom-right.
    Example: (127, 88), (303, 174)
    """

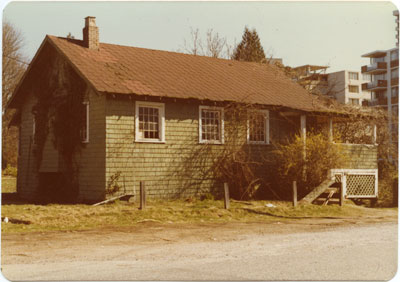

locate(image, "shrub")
(3, 165), (17, 177)
(272, 131), (345, 198)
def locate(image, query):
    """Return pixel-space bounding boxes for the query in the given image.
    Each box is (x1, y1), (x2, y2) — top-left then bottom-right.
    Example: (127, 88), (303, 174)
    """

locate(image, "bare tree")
(181, 27), (231, 59)
(182, 27), (203, 56)
(2, 20), (27, 169)
(204, 29), (227, 58)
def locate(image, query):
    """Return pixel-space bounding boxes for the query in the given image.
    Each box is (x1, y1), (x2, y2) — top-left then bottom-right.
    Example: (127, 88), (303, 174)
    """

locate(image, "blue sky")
(2, 1), (398, 72)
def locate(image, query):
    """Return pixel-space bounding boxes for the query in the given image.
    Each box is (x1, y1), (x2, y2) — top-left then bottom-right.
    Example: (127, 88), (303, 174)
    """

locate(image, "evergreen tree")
(232, 27), (266, 63)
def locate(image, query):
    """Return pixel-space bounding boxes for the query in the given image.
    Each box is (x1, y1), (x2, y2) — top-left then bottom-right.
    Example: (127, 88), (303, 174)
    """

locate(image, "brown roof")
(17, 35), (325, 112)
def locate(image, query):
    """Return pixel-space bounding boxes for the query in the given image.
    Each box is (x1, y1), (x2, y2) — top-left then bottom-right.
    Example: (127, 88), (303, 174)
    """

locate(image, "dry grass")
(1, 176), (17, 193)
(1, 176), (396, 233)
(2, 199), (396, 234)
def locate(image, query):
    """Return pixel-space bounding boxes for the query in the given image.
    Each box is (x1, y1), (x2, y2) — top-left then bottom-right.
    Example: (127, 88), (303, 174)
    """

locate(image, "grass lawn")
(2, 199), (397, 233)
(1, 176), (397, 233)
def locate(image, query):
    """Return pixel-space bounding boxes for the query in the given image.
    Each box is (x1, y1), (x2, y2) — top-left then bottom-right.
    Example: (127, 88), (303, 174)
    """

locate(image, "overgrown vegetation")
(271, 131), (345, 198)
(2, 164), (17, 177)
(31, 47), (87, 202)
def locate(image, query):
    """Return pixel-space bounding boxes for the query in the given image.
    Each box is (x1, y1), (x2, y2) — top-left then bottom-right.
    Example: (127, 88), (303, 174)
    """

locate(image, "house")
(8, 17), (379, 203)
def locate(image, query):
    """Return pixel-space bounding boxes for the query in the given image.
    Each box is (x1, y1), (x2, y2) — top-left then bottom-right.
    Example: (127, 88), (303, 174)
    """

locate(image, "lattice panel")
(335, 174), (342, 183)
(346, 174), (375, 196)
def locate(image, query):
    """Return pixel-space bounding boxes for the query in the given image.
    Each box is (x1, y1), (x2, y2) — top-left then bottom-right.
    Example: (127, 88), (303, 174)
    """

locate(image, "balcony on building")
(369, 96), (398, 107)
(361, 62), (387, 74)
(361, 80), (387, 91)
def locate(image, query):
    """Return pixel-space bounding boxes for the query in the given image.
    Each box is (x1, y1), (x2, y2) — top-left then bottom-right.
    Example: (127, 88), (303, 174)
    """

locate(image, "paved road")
(2, 222), (398, 280)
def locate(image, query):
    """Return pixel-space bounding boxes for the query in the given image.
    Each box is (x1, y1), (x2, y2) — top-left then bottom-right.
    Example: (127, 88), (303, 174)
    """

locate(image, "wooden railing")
(361, 62), (387, 73)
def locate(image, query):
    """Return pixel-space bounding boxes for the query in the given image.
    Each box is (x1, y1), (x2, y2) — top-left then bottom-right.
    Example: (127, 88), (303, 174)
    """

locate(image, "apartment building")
(326, 70), (372, 105)
(361, 48), (399, 112)
(394, 10), (399, 47)
(292, 64), (329, 92)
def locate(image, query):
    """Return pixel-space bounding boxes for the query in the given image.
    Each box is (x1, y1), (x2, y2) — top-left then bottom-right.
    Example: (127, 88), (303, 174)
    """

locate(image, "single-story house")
(7, 17), (379, 203)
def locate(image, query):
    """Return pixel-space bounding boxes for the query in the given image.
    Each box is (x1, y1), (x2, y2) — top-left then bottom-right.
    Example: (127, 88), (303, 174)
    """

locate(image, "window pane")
(249, 112), (266, 142)
(201, 109), (221, 141)
(138, 106), (160, 140)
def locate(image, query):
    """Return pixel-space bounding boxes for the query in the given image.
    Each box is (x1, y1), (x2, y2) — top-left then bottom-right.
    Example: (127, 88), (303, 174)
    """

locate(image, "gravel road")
(1, 221), (397, 281)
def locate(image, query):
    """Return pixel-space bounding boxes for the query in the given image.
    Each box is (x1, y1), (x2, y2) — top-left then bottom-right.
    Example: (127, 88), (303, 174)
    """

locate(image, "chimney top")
(83, 16), (99, 50)
(85, 16), (97, 27)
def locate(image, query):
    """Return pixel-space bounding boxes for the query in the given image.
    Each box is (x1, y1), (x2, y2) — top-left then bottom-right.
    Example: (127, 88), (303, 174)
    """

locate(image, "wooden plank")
(224, 183), (230, 209)
(140, 181), (146, 210)
(92, 194), (132, 206)
(323, 190), (335, 206)
(293, 181), (297, 207)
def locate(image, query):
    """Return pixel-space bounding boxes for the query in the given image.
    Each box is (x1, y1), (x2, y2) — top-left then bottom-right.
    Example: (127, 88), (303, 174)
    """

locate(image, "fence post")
(224, 183), (230, 209)
(293, 181), (297, 207)
(339, 181), (345, 207)
(140, 181), (146, 210)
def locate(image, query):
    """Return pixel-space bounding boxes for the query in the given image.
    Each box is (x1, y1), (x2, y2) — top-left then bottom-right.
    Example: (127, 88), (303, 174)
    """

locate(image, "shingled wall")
(335, 143), (378, 170)
(104, 97), (379, 201)
(104, 97), (296, 200)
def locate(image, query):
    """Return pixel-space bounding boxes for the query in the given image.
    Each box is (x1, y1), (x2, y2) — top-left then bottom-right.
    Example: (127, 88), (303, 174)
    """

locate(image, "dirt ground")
(1, 212), (398, 281)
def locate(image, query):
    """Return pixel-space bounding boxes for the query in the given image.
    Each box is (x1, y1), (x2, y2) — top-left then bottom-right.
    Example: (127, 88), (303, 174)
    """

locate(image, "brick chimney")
(83, 16), (99, 50)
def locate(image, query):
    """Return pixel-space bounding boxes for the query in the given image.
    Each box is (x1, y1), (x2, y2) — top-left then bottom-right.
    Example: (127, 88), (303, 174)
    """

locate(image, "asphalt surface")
(1, 222), (398, 281)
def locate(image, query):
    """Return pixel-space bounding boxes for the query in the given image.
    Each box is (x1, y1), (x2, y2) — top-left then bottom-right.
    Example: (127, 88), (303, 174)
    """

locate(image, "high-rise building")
(361, 48), (399, 112)
(326, 70), (372, 106)
(394, 10), (399, 47)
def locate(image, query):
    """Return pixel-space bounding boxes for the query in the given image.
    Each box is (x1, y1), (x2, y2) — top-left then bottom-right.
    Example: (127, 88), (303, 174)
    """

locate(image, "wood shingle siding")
(76, 88), (106, 202)
(16, 94), (38, 200)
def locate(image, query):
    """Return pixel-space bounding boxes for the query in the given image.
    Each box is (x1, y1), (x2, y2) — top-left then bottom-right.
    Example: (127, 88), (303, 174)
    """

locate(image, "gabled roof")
(11, 35), (326, 112)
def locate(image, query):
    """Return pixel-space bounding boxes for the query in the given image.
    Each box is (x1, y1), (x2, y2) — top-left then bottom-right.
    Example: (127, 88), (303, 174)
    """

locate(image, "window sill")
(135, 139), (166, 144)
(199, 140), (224, 145)
(247, 141), (270, 145)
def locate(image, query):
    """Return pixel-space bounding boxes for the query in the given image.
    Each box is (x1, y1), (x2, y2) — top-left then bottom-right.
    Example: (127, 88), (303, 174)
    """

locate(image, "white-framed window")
(348, 85), (359, 93)
(81, 101), (89, 143)
(135, 101), (165, 143)
(247, 109), (269, 145)
(199, 105), (224, 144)
(349, 98), (359, 105)
(348, 72), (359, 80)
(362, 73), (371, 81)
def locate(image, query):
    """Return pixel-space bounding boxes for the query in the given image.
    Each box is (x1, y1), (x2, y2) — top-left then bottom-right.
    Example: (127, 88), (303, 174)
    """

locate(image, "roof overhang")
(361, 50), (388, 58)
(293, 65), (329, 72)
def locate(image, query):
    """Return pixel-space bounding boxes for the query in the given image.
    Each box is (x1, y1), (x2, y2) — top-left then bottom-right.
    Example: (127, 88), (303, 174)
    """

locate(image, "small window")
(348, 85), (359, 93)
(248, 110), (269, 144)
(199, 106), (224, 144)
(135, 101), (165, 143)
(349, 98), (359, 105)
(81, 102), (89, 143)
(392, 87), (399, 98)
(362, 74), (371, 81)
(349, 72), (359, 80)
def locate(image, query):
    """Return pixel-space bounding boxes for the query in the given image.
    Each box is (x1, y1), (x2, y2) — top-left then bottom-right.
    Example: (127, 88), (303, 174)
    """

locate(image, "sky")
(2, 1), (399, 72)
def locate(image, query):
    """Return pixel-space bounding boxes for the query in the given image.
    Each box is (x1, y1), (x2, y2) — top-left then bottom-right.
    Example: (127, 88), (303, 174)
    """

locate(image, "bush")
(3, 165), (17, 177)
(272, 131), (345, 198)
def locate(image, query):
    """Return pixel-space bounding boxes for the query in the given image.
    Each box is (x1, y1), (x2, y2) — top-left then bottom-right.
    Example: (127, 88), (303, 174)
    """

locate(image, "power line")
(4, 55), (29, 66)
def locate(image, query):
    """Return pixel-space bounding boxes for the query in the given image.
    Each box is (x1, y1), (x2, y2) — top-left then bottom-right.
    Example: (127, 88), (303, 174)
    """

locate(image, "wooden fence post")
(293, 181), (297, 207)
(339, 181), (344, 207)
(224, 183), (230, 209)
(140, 181), (146, 210)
